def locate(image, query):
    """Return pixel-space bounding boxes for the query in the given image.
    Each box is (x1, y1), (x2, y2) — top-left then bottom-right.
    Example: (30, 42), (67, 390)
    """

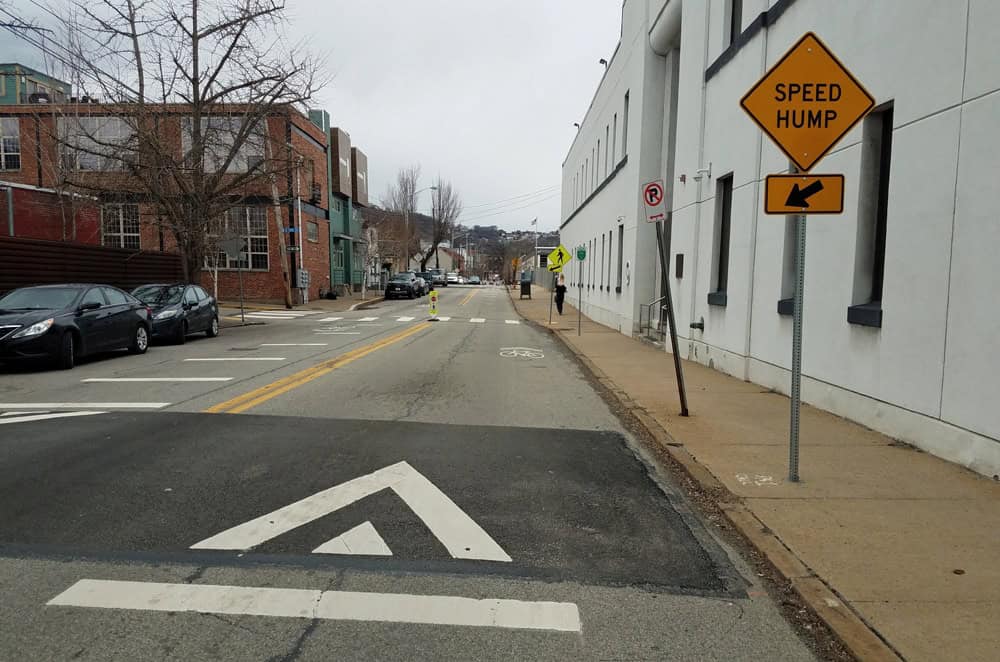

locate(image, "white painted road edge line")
(0, 402), (170, 409)
(183, 358), (285, 362)
(0, 411), (47, 416)
(0, 411), (107, 425)
(48, 580), (582, 632)
(81, 378), (233, 383)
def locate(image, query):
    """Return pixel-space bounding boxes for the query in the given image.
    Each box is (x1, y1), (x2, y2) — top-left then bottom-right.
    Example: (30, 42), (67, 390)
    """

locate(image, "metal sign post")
(576, 245), (586, 336)
(740, 32), (875, 482)
(788, 214), (806, 481)
(644, 179), (690, 417)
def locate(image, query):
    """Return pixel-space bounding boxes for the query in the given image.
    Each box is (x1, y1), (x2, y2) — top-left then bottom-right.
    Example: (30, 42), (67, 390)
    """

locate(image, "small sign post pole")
(789, 214), (806, 482)
(237, 259), (246, 325)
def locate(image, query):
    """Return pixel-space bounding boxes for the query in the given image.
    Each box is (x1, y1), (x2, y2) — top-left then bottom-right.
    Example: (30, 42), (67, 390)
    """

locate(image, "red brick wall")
(1, 186), (101, 244)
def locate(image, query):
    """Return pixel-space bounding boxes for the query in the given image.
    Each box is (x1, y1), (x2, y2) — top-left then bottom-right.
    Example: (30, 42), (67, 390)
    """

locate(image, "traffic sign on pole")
(642, 180), (667, 223)
(546, 245), (571, 273)
(740, 32), (875, 173)
(741, 33), (875, 483)
(765, 174), (844, 215)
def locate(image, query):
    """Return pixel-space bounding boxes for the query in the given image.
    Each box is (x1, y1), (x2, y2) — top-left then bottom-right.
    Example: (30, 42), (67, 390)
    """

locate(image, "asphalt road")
(0, 285), (817, 661)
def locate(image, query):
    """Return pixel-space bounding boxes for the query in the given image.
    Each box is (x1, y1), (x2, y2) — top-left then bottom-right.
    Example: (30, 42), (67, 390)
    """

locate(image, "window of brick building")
(101, 204), (140, 249)
(216, 206), (268, 270)
(59, 117), (133, 171)
(306, 221), (319, 242)
(0, 118), (20, 171)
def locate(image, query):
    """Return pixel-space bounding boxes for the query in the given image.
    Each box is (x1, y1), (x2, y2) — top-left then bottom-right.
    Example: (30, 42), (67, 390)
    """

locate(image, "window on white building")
(600, 234), (606, 289)
(709, 174), (733, 306)
(612, 114), (618, 165)
(850, 102), (894, 327)
(608, 230), (614, 287)
(622, 92), (629, 158)
(616, 224), (624, 292)
(0, 118), (20, 171)
(725, 0), (743, 47)
(597, 140), (601, 184)
(604, 125), (610, 177)
(101, 204), (140, 249)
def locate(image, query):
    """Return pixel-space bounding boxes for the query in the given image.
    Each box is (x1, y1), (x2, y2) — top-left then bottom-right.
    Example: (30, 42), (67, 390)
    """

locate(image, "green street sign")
(576, 246), (586, 260)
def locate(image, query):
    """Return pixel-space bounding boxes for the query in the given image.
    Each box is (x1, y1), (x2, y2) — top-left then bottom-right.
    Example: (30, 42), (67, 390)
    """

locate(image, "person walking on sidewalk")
(554, 274), (567, 315)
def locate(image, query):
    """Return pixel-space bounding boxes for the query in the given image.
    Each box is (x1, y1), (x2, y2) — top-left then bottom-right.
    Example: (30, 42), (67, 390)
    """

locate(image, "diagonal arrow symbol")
(785, 180), (824, 208)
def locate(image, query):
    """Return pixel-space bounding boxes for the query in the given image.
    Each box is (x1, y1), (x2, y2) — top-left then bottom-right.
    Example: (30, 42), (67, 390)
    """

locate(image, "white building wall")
(561, 0), (1000, 476)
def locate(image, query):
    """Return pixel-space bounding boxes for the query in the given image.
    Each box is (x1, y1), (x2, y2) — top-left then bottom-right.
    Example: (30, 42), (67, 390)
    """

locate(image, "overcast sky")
(3, 0), (623, 232)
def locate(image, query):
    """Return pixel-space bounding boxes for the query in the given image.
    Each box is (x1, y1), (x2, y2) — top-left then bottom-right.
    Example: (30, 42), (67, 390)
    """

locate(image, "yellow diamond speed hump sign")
(740, 32), (874, 172)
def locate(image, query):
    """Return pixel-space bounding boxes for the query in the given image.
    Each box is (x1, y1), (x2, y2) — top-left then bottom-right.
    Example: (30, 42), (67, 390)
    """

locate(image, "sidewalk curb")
(350, 296), (385, 311)
(508, 289), (902, 662)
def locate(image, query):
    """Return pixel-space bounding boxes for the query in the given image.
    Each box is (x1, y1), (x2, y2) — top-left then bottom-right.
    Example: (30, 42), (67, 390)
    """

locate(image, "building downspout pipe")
(4, 186), (13, 236)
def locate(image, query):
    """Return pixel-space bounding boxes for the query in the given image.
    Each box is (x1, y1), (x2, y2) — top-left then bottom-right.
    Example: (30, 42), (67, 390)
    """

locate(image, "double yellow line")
(205, 322), (432, 414)
(459, 289), (478, 306)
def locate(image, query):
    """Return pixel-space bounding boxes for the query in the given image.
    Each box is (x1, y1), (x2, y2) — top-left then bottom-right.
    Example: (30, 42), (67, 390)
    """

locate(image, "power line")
(459, 191), (561, 224)
(462, 184), (559, 209)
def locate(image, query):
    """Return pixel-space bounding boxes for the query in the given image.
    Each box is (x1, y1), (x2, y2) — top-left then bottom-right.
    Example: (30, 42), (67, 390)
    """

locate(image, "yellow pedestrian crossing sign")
(547, 245), (571, 273)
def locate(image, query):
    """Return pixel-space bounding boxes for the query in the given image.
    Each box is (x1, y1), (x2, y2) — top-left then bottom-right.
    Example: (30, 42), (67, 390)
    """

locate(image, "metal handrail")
(639, 295), (668, 337)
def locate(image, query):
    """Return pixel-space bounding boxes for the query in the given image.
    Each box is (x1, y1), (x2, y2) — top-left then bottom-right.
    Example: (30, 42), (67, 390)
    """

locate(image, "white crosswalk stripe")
(505, 320), (520, 325)
(396, 317), (415, 322)
(318, 317), (343, 322)
(0, 411), (107, 425)
(470, 318), (486, 324)
(436, 317), (452, 321)
(358, 317), (379, 322)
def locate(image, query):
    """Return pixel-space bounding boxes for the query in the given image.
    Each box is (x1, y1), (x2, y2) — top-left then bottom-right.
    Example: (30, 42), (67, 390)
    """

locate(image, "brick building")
(0, 93), (371, 304)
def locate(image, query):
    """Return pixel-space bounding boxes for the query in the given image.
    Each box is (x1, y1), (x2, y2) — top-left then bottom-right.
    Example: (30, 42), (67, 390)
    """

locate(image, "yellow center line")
(459, 290), (478, 306)
(204, 322), (432, 415)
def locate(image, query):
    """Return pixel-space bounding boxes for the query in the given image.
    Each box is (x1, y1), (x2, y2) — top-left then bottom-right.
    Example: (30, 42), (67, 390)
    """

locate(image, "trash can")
(520, 279), (531, 299)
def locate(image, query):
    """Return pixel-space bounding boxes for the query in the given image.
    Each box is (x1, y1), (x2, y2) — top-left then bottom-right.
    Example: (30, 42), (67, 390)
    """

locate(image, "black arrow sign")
(785, 180), (824, 208)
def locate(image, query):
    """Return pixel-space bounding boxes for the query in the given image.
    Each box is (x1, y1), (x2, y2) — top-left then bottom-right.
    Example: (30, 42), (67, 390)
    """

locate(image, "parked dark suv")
(0, 284), (151, 369)
(132, 283), (220, 344)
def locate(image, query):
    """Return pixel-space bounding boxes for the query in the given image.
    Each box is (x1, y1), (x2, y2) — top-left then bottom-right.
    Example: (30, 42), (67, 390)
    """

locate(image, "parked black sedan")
(132, 283), (220, 344)
(0, 284), (151, 369)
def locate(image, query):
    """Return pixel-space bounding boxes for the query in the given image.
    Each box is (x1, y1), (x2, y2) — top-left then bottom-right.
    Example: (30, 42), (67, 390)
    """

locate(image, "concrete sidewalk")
(512, 286), (999, 662)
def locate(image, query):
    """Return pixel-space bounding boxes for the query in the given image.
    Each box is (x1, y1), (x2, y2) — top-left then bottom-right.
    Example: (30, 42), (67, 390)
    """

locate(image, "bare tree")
(418, 178), (462, 271)
(380, 164), (421, 270)
(26, 0), (325, 302)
